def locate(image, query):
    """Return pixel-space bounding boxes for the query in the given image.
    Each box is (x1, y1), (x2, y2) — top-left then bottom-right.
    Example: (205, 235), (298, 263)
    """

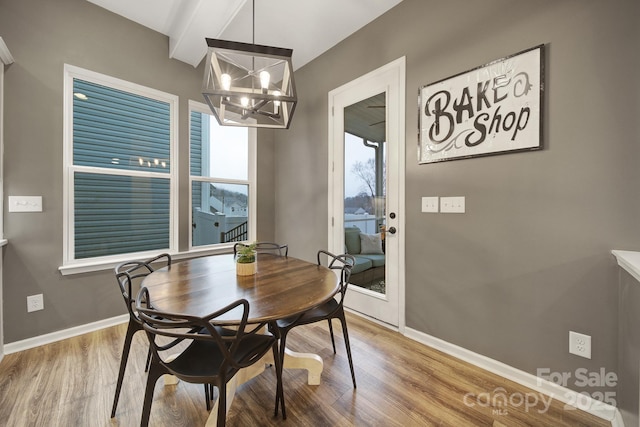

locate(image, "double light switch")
(421, 196), (465, 213)
(8, 196), (43, 212)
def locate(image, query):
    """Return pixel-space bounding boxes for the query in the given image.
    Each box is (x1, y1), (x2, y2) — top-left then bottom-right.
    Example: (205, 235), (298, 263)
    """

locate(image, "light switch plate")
(8, 196), (42, 212)
(421, 197), (439, 213)
(441, 196), (465, 213)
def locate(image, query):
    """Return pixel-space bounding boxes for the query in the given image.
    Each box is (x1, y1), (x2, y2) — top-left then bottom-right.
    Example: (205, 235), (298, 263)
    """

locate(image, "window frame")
(188, 100), (257, 250)
(61, 64), (179, 273)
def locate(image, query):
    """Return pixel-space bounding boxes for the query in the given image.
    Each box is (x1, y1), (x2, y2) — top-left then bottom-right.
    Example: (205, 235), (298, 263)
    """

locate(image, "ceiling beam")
(168, 0), (246, 67)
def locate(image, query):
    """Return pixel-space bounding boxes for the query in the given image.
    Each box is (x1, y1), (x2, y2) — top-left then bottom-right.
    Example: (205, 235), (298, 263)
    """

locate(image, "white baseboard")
(3, 314), (128, 354)
(344, 306), (400, 332)
(404, 327), (623, 427)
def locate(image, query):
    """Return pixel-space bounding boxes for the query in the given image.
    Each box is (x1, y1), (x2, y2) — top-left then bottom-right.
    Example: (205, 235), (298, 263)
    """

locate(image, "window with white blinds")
(63, 65), (177, 265)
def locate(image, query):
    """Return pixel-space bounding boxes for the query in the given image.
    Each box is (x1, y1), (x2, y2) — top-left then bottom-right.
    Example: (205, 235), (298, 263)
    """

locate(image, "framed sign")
(419, 45), (544, 164)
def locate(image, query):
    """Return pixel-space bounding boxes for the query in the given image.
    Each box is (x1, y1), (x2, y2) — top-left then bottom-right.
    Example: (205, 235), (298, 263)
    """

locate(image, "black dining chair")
(233, 241), (289, 257)
(274, 250), (357, 408)
(110, 253), (172, 418)
(135, 287), (285, 427)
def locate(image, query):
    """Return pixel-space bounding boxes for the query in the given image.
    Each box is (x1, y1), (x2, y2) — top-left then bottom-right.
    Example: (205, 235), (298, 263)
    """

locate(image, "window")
(189, 101), (256, 248)
(63, 65), (178, 267)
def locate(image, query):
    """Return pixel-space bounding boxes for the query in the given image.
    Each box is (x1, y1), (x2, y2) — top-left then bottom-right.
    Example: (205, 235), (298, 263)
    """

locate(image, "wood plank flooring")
(0, 313), (611, 426)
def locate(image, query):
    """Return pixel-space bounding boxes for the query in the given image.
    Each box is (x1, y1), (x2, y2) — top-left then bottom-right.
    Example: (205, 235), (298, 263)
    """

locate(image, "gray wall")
(0, 0), (276, 342)
(274, 0), (640, 400)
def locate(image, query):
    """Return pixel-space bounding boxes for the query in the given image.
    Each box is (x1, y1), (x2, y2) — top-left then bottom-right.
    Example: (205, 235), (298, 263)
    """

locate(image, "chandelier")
(201, 1), (297, 129)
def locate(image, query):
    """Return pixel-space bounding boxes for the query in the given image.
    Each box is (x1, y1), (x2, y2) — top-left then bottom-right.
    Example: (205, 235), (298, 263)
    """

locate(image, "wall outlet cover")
(27, 294), (44, 312)
(569, 331), (591, 359)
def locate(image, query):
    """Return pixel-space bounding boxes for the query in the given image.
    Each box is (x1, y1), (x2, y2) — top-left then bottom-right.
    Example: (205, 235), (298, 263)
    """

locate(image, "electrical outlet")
(569, 331), (591, 359)
(27, 294), (44, 312)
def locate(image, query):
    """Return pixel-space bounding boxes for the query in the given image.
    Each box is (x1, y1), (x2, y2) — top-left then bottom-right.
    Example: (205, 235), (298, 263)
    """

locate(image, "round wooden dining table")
(141, 252), (340, 427)
(141, 253), (340, 323)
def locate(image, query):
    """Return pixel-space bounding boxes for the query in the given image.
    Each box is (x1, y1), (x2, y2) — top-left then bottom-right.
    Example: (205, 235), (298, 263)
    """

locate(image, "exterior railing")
(345, 214), (382, 234)
(221, 221), (248, 243)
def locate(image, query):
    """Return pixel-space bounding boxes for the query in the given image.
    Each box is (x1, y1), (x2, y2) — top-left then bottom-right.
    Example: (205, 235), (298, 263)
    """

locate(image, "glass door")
(344, 93), (387, 295)
(328, 57), (405, 328)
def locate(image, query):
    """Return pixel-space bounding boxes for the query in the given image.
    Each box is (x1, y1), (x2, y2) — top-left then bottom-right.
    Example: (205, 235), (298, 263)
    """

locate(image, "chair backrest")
(317, 250), (355, 300)
(234, 242), (288, 257)
(114, 253), (171, 321)
(136, 287), (270, 373)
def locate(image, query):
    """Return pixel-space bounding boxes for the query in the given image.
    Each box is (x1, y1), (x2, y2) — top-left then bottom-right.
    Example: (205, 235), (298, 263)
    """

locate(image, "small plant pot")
(236, 261), (256, 276)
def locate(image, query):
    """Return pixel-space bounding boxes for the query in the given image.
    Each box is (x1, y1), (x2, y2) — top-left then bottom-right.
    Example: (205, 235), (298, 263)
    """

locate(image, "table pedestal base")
(204, 347), (323, 427)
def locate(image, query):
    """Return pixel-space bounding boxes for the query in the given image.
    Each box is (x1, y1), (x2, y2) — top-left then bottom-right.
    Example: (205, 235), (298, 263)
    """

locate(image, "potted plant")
(236, 242), (257, 276)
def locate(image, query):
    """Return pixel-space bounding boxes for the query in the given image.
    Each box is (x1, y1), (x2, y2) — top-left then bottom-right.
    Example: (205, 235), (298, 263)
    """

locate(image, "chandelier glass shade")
(202, 38), (297, 129)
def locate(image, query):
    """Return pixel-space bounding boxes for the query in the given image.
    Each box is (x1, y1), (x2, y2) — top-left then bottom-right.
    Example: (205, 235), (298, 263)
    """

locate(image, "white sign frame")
(419, 45), (544, 164)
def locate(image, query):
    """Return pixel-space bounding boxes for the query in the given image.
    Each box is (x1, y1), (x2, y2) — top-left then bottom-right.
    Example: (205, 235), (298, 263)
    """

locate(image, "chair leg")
(140, 360), (164, 427)
(204, 384), (211, 411)
(217, 379), (227, 427)
(337, 312), (356, 388)
(145, 347), (152, 372)
(276, 330), (290, 420)
(327, 319), (337, 353)
(111, 321), (138, 418)
(272, 343), (280, 417)
(272, 341), (286, 419)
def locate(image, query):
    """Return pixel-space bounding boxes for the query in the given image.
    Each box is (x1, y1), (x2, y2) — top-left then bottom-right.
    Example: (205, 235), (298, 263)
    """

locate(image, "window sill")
(58, 245), (235, 276)
(612, 250), (640, 283)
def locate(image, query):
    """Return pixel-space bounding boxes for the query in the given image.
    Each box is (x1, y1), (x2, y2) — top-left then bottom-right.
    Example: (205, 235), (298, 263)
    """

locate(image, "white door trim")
(327, 57), (406, 331)
(0, 39), (12, 357)
(0, 59), (7, 358)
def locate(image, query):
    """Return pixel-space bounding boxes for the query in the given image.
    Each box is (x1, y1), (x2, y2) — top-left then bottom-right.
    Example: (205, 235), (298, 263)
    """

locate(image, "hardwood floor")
(0, 313), (610, 427)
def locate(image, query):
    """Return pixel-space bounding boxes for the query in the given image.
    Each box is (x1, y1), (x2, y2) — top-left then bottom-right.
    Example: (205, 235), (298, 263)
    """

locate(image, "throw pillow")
(344, 227), (362, 254)
(359, 233), (383, 254)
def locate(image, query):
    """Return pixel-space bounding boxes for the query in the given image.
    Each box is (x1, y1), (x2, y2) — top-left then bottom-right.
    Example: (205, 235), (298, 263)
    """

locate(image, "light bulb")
(221, 73), (232, 91)
(259, 71), (270, 90)
(273, 90), (281, 114)
(241, 97), (249, 108)
(138, 158), (144, 166)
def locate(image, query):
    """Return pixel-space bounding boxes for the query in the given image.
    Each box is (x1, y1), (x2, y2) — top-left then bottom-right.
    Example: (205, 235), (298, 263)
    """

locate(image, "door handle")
(387, 226), (397, 235)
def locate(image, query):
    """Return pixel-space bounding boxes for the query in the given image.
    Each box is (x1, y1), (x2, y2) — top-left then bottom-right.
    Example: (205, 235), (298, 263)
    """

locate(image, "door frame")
(327, 57), (406, 331)
(0, 61), (3, 359)
(0, 44), (11, 357)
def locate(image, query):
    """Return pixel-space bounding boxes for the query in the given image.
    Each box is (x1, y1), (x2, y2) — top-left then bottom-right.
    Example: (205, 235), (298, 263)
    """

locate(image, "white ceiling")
(87, 0), (403, 69)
